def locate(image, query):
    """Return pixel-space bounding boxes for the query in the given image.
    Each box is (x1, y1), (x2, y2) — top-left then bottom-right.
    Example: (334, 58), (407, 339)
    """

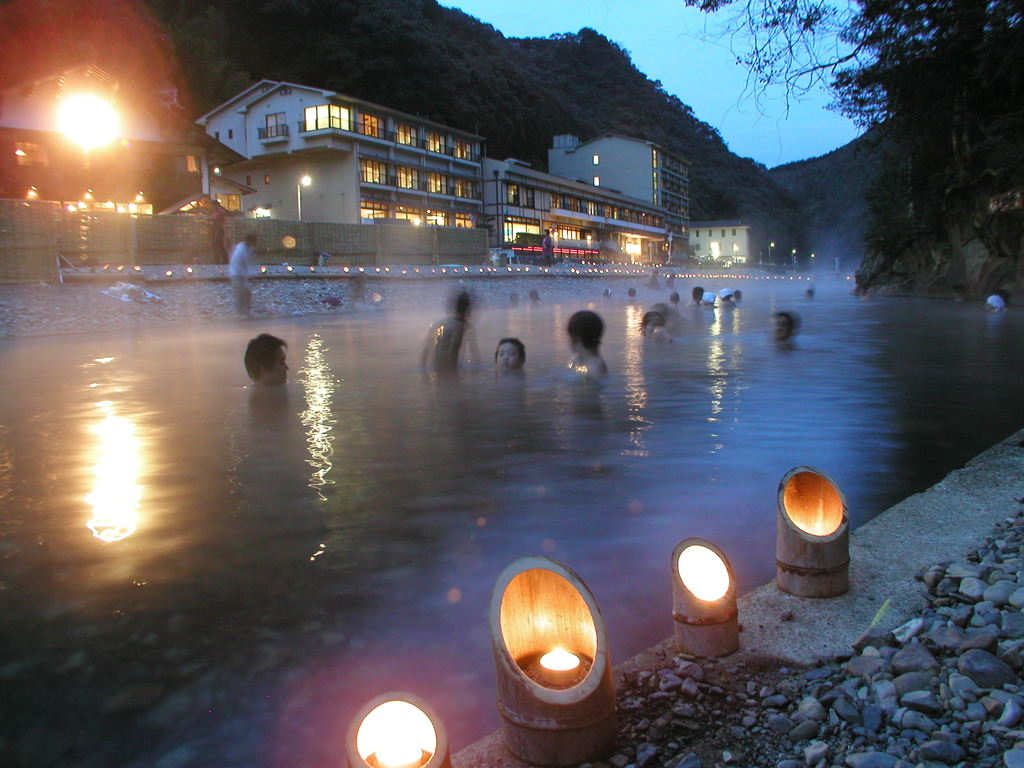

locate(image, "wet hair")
(627, 288), (637, 298)
(244, 333), (286, 381)
(568, 310), (604, 352)
(733, 289), (742, 301)
(452, 290), (471, 317)
(494, 337), (525, 362)
(509, 293), (519, 306)
(669, 291), (680, 305)
(640, 311), (666, 334)
(691, 286), (704, 302)
(528, 289), (541, 303)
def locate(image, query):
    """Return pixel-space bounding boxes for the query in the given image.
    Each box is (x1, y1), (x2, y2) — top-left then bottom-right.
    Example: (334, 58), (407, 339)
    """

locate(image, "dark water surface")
(2, 276), (1023, 767)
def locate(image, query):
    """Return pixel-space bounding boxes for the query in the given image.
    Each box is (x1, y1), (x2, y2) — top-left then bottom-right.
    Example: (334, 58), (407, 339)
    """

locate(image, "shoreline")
(455, 429), (1024, 768)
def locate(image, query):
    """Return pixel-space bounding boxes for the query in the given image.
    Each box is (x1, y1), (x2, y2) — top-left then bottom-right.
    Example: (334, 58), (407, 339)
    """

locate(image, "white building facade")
(483, 157), (670, 264)
(689, 220), (750, 266)
(197, 81), (484, 226)
(547, 133), (689, 260)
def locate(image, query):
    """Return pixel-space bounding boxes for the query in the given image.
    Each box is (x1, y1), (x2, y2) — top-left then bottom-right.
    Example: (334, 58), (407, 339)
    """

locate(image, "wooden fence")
(0, 200), (489, 282)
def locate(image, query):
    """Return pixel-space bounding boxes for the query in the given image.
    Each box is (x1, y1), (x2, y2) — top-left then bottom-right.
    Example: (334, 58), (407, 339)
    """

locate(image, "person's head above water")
(691, 286), (704, 303)
(568, 310), (604, 352)
(772, 311), (800, 342)
(528, 289), (541, 303)
(640, 310), (666, 334)
(245, 333), (288, 386)
(495, 337), (526, 371)
(669, 291), (680, 305)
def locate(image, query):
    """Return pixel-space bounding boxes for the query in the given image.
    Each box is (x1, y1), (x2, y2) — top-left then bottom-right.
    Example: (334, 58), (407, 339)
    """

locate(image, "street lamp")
(791, 248), (797, 269)
(768, 241), (775, 264)
(297, 175), (312, 221)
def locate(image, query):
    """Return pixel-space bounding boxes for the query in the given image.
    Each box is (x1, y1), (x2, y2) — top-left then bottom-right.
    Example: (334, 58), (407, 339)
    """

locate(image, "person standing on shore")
(541, 229), (554, 266)
(207, 201), (228, 264)
(229, 234), (258, 316)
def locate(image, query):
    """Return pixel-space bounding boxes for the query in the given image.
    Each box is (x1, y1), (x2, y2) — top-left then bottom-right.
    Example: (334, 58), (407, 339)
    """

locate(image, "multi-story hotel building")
(197, 80), (484, 227)
(483, 157), (671, 264)
(547, 133), (690, 259)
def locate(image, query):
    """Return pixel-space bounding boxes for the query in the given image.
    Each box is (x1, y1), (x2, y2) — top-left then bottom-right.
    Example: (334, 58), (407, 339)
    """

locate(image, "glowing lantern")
(671, 538), (739, 657)
(490, 556), (616, 765)
(776, 466), (849, 597)
(346, 693), (450, 768)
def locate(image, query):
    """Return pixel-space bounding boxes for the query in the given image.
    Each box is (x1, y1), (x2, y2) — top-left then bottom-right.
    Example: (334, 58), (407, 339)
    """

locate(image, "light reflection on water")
(1, 277), (1024, 767)
(85, 400), (141, 543)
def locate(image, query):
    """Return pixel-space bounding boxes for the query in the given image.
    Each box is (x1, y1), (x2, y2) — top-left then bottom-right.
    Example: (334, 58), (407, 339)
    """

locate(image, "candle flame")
(540, 648), (580, 672)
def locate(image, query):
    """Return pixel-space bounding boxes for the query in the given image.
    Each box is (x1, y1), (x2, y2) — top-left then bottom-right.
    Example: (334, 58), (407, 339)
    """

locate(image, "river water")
(1, 275), (1022, 767)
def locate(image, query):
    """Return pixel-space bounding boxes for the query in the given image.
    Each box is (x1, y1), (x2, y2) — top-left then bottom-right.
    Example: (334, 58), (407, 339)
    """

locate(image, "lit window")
(185, 155), (199, 173)
(426, 210), (448, 226)
(426, 132), (445, 153)
(396, 167), (418, 189)
(361, 114), (382, 138)
(216, 194), (241, 211)
(264, 175), (270, 184)
(396, 123), (414, 145)
(427, 172), (445, 194)
(303, 104), (350, 131)
(593, 176), (600, 187)
(454, 213), (473, 228)
(454, 140), (471, 160)
(361, 201), (388, 219)
(454, 178), (472, 198)
(394, 206), (421, 222)
(592, 154), (600, 165)
(360, 159), (386, 184)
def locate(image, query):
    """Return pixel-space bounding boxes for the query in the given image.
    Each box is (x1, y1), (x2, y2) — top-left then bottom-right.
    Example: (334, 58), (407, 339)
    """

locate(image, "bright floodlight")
(58, 94), (119, 149)
(677, 544), (730, 602)
(300, 175), (312, 186)
(354, 699), (437, 766)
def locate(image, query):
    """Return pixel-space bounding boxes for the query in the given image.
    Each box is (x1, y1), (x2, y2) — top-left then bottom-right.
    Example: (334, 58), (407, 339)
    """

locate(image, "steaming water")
(1, 276), (1023, 767)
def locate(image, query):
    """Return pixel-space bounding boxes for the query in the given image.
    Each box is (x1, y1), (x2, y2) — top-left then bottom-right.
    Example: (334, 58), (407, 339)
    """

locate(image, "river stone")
(1005, 748), (1024, 768)
(961, 577), (989, 601)
(959, 648), (1018, 689)
(788, 719), (820, 742)
(853, 627), (893, 652)
(948, 563), (982, 579)
(804, 740), (829, 765)
(1003, 612), (1024, 637)
(891, 644), (938, 674)
(676, 661), (704, 681)
(871, 679), (899, 713)
(999, 698), (1024, 727)
(636, 743), (658, 767)
(798, 695), (827, 721)
(848, 656), (888, 678)
(917, 740), (966, 764)
(768, 714), (795, 733)
(899, 709), (936, 732)
(924, 624), (965, 650)
(833, 696), (863, 725)
(960, 634), (1000, 655)
(950, 672), (982, 699)
(844, 752), (900, 768)
(680, 677), (700, 697)
(893, 671), (933, 696)
(862, 704), (884, 732)
(893, 618), (925, 644)
(660, 673), (684, 692)
(1009, 588), (1024, 609)
(666, 753), (703, 768)
(901, 690), (943, 715)
(986, 581), (1020, 606)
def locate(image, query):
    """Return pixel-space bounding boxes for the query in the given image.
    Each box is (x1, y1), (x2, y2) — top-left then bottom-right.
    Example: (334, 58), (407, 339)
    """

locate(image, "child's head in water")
(495, 337), (526, 371)
(640, 310), (666, 336)
(568, 310), (604, 352)
(245, 333), (288, 386)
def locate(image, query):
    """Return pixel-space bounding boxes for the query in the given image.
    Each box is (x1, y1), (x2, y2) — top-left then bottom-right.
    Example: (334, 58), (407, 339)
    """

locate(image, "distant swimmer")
(701, 291), (717, 307)
(691, 286), (705, 305)
(987, 289), (1010, 311)
(529, 289), (542, 304)
(772, 311), (800, 345)
(567, 310), (609, 381)
(640, 311), (672, 343)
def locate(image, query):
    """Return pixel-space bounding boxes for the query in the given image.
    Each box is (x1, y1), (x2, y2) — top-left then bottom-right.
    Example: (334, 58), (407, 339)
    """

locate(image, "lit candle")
(372, 741), (425, 768)
(539, 648), (580, 686)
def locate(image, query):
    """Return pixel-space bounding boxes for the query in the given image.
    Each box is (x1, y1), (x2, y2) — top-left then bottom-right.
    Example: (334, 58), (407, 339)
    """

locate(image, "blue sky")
(441, 0), (861, 168)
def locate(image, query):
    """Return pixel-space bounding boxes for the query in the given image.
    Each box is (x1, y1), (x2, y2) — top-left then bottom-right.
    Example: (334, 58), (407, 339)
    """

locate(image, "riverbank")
(0, 264), (817, 337)
(455, 430), (1024, 768)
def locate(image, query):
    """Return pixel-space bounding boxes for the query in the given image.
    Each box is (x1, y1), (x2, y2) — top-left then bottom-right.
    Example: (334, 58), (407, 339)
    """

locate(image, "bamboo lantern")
(489, 556), (616, 766)
(671, 538), (739, 657)
(776, 466), (849, 597)
(345, 692), (451, 768)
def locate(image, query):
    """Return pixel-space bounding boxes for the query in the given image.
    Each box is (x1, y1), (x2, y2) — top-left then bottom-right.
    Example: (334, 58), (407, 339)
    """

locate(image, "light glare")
(677, 544), (730, 602)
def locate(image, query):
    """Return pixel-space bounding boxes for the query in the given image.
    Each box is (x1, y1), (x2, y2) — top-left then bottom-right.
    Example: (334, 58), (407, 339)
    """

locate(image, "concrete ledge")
(453, 429), (1024, 768)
